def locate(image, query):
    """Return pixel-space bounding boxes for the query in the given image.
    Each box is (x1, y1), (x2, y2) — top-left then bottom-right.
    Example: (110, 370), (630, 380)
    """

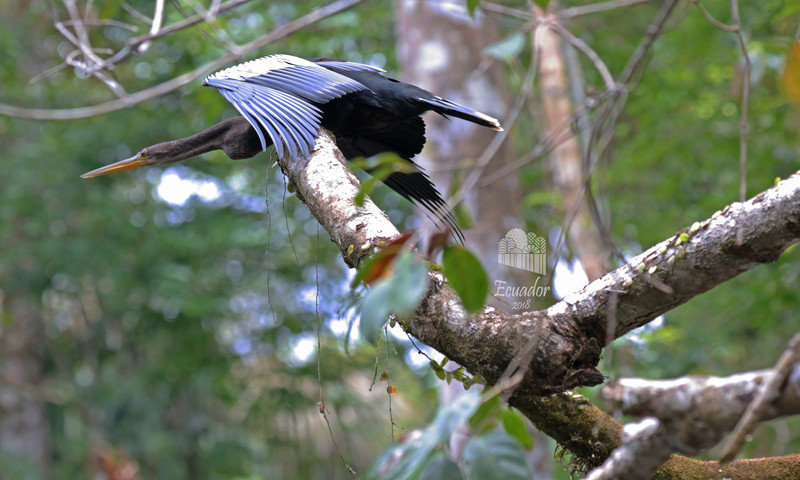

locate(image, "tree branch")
(275, 129), (400, 268)
(280, 124), (800, 475)
(721, 331), (800, 461)
(0, 0), (364, 120)
(589, 365), (800, 478)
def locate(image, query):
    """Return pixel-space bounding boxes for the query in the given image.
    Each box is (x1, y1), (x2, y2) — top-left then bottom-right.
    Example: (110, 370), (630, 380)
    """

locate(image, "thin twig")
(151, 0), (165, 37)
(691, 0), (738, 32)
(137, 0), (165, 53)
(385, 330), (396, 442)
(28, 63), (69, 85)
(62, 0), (104, 67)
(170, 0), (236, 56)
(210, 0), (223, 16)
(54, 13), (127, 96)
(59, 0), (129, 97)
(481, 2), (531, 20)
(719, 331), (800, 462)
(693, 0), (752, 204)
(731, 0), (750, 204)
(557, 0), (653, 19)
(312, 223), (357, 478)
(320, 405), (361, 479)
(264, 165), (277, 325)
(57, 18), (137, 31)
(554, 0), (681, 275)
(282, 173), (301, 265)
(480, 0), (679, 188)
(0, 0), (365, 120)
(103, 0), (252, 70)
(122, 2), (152, 23)
(444, 26), (542, 214)
(478, 90), (613, 187)
(187, 0), (242, 54)
(406, 335), (437, 364)
(551, 21), (616, 91)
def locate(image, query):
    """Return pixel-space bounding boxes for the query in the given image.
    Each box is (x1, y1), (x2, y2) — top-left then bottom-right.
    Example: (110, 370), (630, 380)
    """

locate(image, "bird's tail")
(418, 96), (503, 131)
(382, 171), (465, 244)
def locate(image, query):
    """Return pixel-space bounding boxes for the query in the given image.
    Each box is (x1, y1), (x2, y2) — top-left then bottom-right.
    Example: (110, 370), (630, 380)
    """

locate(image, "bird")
(82, 54), (503, 241)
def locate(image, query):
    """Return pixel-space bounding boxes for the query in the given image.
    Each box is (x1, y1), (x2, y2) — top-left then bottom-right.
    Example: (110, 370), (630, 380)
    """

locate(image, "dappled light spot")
(155, 168), (223, 207)
(289, 335), (316, 366)
(553, 257), (589, 299)
(156, 172), (192, 206)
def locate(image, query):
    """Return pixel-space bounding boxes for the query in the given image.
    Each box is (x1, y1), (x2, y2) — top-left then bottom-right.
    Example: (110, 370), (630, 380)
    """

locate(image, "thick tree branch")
(589, 365), (800, 479)
(558, 173), (800, 342)
(285, 132), (800, 473)
(721, 331), (800, 461)
(275, 129), (400, 268)
(404, 171), (800, 399)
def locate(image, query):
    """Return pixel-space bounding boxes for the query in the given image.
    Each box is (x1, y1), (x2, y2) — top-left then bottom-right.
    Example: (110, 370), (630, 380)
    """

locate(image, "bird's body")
(83, 54), (502, 241)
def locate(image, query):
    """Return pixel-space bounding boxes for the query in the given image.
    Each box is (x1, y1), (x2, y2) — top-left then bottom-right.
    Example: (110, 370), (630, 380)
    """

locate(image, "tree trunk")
(536, 7), (612, 281)
(0, 296), (49, 473)
(395, 2), (553, 476)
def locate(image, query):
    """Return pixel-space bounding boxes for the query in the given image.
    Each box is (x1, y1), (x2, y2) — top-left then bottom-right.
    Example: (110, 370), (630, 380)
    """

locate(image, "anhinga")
(82, 55), (503, 241)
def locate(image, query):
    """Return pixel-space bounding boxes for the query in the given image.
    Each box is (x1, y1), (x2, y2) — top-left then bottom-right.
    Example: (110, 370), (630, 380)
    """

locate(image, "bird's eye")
(141, 148), (149, 158)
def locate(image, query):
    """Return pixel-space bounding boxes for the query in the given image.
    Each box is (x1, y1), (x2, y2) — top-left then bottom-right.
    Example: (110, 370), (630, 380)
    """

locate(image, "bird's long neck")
(155, 117), (263, 163)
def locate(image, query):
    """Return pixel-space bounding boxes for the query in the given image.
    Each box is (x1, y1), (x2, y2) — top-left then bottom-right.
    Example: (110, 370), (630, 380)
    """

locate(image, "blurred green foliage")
(0, 1), (434, 479)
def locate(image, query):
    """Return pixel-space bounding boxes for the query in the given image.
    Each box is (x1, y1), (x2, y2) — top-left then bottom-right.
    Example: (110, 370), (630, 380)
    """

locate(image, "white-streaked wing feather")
(311, 59), (386, 74)
(207, 54), (317, 80)
(204, 55), (377, 159)
(211, 78), (322, 159)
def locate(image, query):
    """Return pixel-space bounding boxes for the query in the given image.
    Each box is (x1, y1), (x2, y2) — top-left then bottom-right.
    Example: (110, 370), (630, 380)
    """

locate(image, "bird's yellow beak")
(81, 150), (150, 179)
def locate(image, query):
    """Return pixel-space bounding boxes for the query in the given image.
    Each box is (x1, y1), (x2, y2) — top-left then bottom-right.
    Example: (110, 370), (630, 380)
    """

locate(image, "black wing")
(337, 116), (464, 242)
(204, 55), (382, 159)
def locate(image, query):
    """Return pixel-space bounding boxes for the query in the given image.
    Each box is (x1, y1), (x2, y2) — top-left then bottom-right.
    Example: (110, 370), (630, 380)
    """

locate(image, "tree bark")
(395, 0), (523, 287)
(394, 3), (556, 474)
(280, 130), (800, 475)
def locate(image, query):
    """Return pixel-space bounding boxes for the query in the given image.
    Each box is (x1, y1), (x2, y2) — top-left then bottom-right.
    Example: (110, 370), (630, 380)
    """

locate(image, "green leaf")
(351, 152), (414, 205)
(483, 32), (525, 63)
(368, 444), (414, 480)
(468, 393), (503, 431)
(499, 408), (534, 449)
(431, 360), (446, 381)
(354, 175), (385, 206)
(442, 246), (488, 313)
(462, 432), (533, 480)
(524, 190), (561, 208)
(370, 392), (480, 480)
(533, 0), (550, 9)
(430, 391), (482, 439)
(358, 251), (429, 345)
(357, 281), (393, 345)
(417, 452), (463, 480)
(466, 0), (481, 16)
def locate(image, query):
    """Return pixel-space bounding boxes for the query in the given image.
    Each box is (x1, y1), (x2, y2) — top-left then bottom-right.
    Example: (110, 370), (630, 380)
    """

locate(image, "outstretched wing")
(203, 54), (380, 159)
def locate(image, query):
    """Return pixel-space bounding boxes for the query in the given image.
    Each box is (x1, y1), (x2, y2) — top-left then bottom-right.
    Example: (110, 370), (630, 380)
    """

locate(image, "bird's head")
(81, 147), (166, 178)
(81, 118), (259, 179)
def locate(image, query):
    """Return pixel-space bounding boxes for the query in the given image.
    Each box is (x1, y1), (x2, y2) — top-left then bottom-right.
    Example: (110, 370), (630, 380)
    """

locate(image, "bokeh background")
(1, 1), (799, 478)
